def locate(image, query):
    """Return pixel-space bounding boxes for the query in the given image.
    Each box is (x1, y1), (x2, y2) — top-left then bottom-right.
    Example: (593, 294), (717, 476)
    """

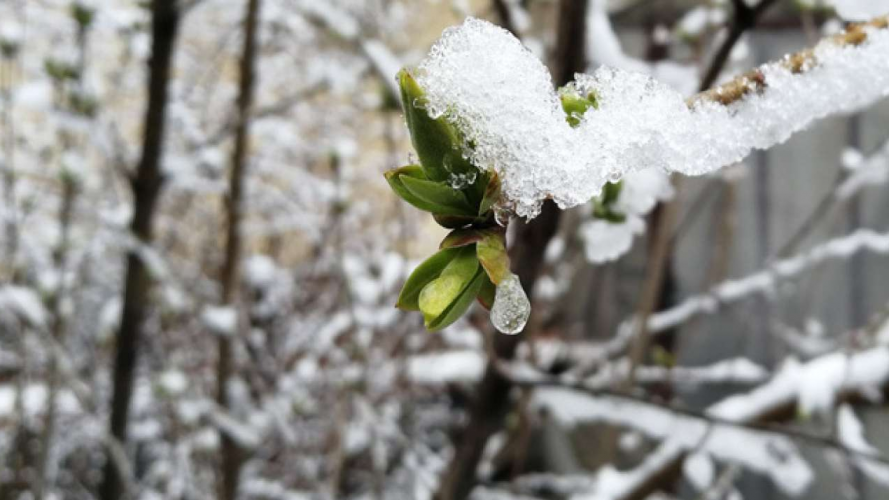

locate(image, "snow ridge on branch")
(415, 16), (889, 218)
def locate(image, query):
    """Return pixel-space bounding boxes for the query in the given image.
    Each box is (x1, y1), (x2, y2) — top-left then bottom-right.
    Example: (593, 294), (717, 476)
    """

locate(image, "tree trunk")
(35, 178), (76, 500)
(434, 2), (589, 498)
(217, 0), (262, 498)
(100, 1), (180, 499)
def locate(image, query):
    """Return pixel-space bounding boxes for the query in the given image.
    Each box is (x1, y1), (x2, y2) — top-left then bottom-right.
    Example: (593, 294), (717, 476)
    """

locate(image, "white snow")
(98, 297), (122, 342)
(578, 169), (674, 264)
(836, 139), (889, 199)
(0, 384), (80, 418)
(587, 0), (698, 95)
(0, 285), (48, 328)
(683, 452), (715, 490)
(415, 17), (889, 219)
(532, 387), (813, 495)
(157, 370), (188, 397)
(407, 350), (485, 384)
(208, 406), (262, 450)
(648, 229), (889, 333)
(244, 254), (277, 290)
(828, 0), (889, 21)
(201, 305), (238, 337)
(710, 347), (889, 419)
(579, 216), (644, 264)
(837, 404), (889, 485)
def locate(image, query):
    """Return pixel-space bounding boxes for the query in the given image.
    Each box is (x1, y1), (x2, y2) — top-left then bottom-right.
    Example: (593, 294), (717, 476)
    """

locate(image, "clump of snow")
(684, 452), (715, 490)
(676, 6), (725, 39)
(710, 347), (889, 419)
(201, 305), (237, 337)
(579, 165), (674, 265)
(837, 404), (889, 485)
(0, 285), (48, 328)
(0, 384), (80, 418)
(579, 217), (644, 264)
(244, 254), (277, 290)
(532, 387), (813, 495)
(415, 17), (889, 219)
(580, 167), (674, 263)
(156, 370), (188, 397)
(98, 297), (122, 343)
(407, 350), (485, 384)
(836, 139), (889, 199)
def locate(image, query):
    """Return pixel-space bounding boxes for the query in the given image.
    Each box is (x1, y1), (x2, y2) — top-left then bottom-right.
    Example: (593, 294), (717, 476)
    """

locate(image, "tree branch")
(216, 0), (262, 499)
(100, 1), (181, 498)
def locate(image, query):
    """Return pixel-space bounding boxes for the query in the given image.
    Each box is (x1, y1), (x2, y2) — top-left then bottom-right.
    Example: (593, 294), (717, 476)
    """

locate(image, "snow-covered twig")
(647, 229), (889, 334)
(836, 138), (889, 200)
(415, 15), (889, 218)
(506, 340), (889, 499)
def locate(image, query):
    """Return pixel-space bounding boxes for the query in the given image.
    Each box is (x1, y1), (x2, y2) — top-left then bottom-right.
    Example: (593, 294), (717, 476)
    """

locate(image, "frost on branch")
(415, 17), (889, 219)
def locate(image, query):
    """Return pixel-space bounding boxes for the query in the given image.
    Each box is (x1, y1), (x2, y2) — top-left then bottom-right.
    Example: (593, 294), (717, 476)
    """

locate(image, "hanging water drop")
(490, 274), (530, 335)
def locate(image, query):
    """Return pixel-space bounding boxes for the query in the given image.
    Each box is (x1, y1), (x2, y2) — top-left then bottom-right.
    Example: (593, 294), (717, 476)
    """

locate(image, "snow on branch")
(837, 404), (889, 486)
(836, 138), (889, 199)
(414, 16), (889, 218)
(710, 345), (889, 418)
(530, 387), (813, 496)
(647, 228), (889, 334)
(517, 340), (889, 500)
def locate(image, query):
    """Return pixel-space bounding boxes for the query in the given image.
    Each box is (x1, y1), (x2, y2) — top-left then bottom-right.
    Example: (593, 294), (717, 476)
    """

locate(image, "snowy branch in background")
(837, 138), (889, 199)
(531, 387), (813, 496)
(647, 228), (889, 334)
(517, 337), (889, 500)
(837, 404), (889, 486)
(414, 16), (889, 218)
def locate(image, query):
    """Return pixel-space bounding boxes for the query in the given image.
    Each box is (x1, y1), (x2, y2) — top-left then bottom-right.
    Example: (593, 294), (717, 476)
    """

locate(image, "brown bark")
(35, 178), (77, 500)
(434, 1), (589, 498)
(99, 1), (180, 499)
(217, 0), (262, 499)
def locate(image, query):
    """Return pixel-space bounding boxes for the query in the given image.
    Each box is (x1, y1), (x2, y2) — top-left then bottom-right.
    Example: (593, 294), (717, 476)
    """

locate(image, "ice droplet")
(493, 204), (513, 227)
(448, 170), (477, 189)
(490, 274), (530, 335)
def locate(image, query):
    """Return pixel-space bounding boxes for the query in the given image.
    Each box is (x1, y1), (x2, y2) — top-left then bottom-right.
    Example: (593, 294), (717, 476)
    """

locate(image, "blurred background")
(1, 0), (888, 499)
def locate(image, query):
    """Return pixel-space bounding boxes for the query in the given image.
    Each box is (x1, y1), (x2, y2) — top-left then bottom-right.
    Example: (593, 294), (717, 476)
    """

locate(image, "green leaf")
(418, 246), (481, 331)
(400, 176), (475, 216)
(476, 230), (510, 285)
(593, 200), (627, 223)
(384, 165), (444, 213)
(441, 245), (479, 279)
(600, 181), (623, 205)
(433, 213), (478, 229)
(477, 274), (495, 310)
(419, 273), (468, 322)
(425, 268), (486, 331)
(396, 247), (460, 311)
(478, 171), (501, 215)
(440, 228), (484, 249)
(560, 88), (598, 127)
(399, 69), (476, 182)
